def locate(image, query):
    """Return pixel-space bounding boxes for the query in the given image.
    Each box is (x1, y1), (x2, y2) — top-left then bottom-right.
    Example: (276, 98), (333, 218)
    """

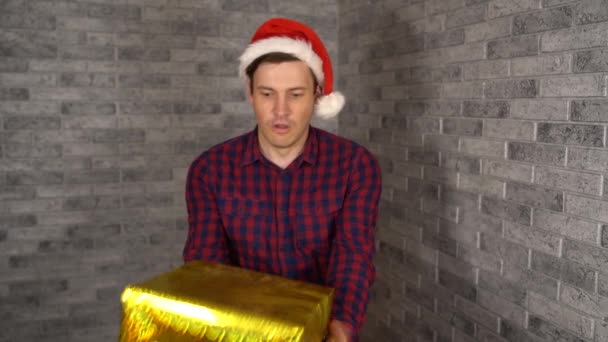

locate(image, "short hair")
(245, 52), (319, 93)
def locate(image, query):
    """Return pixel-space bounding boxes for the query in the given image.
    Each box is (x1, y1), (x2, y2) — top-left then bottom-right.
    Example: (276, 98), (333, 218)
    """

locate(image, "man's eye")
(291, 93), (303, 98)
(261, 92), (271, 97)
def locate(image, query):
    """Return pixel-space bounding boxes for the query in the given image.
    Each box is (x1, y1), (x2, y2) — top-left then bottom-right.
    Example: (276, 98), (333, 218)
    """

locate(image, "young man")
(183, 18), (382, 341)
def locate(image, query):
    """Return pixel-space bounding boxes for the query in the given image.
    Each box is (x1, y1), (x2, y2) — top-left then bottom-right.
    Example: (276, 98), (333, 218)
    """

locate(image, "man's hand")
(325, 320), (353, 342)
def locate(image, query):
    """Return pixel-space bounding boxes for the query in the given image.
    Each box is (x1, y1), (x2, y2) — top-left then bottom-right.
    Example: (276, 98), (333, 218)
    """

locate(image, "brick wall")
(0, 1), (336, 341)
(338, 0), (608, 341)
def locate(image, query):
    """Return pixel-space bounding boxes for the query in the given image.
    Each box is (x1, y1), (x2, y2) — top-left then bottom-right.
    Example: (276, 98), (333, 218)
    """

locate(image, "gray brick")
(61, 102), (116, 116)
(464, 17), (511, 43)
(408, 148), (439, 166)
(0, 88), (28, 100)
(0, 214), (36, 229)
(63, 115), (117, 129)
(575, 0), (608, 25)
(62, 195), (120, 211)
(511, 100), (568, 120)
(513, 6), (573, 35)
(534, 208), (598, 244)
(460, 173), (504, 197)
(87, 3), (141, 20)
(485, 79), (537, 98)
(5, 143), (62, 158)
(481, 196), (532, 225)
(542, 22), (608, 52)
(483, 159), (532, 182)
(432, 65), (462, 82)
(92, 129), (145, 143)
(571, 100), (608, 122)
(565, 194), (608, 223)
(568, 147), (608, 172)
(460, 138), (505, 158)
(479, 269), (527, 306)
(0, 30), (57, 58)
(122, 169), (172, 182)
(597, 318), (608, 342)
(481, 232), (531, 267)
(3, 11), (55, 30)
(118, 74), (170, 88)
(503, 264), (559, 299)
(0, 131), (31, 145)
(0, 73), (55, 87)
(446, 4), (486, 28)
(535, 166), (602, 196)
(59, 73), (115, 88)
(0, 186), (36, 201)
(64, 170), (119, 184)
(600, 272), (608, 297)
(427, 0), (465, 15)
(118, 47), (170, 61)
(60, 46), (114, 61)
(442, 81), (483, 99)
(506, 182), (563, 211)
(7, 171), (63, 185)
(424, 166), (459, 187)
(477, 289), (526, 328)
(0, 58), (28, 72)
(483, 119), (535, 140)
(426, 101), (461, 117)
(499, 319), (544, 341)
(538, 123), (604, 147)
(463, 60), (509, 80)
(574, 49), (608, 73)
(506, 220), (561, 255)
(439, 270), (477, 301)
(541, 75), (605, 97)
(443, 118), (482, 136)
(602, 225), (608, 248)
(427, 29), (465, 49)
(424, 134), (459, 152)
(119, 102), (172, 115)
(565, 238), (608, 276)
(488, 0), (542, 18)
(531, 251), (596, 292)
(488, 35), (539, 59)
(463, 101), (508, 118)
(507, 142), (566, 166)
(3, 117), (61, 130)
(528, 314), (589, 342)
(441, 152), (480, 174)
(511, 54), (571, 76)
(528, 291), (594, 339)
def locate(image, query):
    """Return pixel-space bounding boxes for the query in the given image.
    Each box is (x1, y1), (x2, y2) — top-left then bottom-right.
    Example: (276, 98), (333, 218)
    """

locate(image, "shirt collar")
(240, 126), (318, 167)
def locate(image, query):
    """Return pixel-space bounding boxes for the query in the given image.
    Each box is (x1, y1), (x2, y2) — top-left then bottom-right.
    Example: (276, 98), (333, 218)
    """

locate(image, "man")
(183, 18), (382, 342)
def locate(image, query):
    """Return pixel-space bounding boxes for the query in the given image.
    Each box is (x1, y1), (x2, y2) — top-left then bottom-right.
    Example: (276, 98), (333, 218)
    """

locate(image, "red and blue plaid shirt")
(183, 126), (382, 335)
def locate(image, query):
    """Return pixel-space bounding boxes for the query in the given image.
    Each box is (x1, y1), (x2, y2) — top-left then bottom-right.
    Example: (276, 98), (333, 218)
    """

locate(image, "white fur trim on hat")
(315, 91), (345, 119)
(238, 36), (324, 83)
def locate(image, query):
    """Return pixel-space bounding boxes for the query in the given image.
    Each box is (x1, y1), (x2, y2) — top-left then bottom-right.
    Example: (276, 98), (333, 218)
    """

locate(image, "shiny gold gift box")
(119, 261), (334, 342)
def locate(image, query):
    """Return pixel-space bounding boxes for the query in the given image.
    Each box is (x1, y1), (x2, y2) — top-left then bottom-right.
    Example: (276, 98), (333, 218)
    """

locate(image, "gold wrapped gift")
(119, 261), (334, 342)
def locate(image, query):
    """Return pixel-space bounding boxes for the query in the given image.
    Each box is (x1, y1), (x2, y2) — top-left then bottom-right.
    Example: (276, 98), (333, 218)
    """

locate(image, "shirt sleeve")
(326, 148), (382, 335)
(182, 157), (231, 264)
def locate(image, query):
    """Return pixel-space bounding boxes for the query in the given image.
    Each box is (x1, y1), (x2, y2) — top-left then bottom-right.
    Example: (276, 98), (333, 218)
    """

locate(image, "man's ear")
(246, 78), (254, 104)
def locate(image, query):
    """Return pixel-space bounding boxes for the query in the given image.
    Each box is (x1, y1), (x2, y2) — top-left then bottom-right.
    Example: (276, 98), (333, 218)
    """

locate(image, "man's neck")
(258, 131), (309, 170)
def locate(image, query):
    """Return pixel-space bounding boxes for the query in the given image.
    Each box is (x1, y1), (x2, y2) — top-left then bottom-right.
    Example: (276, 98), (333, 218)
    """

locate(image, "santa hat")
(238, 17), (345, 119)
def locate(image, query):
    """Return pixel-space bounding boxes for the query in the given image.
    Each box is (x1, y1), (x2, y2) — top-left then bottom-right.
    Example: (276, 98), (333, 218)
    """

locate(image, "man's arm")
(326, 149), (382, 336)
(183, 159), (230, 263)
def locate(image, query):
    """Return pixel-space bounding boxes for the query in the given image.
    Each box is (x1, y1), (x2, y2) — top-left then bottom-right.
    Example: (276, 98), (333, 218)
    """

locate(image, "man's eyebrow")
(255, 86), (308, 91)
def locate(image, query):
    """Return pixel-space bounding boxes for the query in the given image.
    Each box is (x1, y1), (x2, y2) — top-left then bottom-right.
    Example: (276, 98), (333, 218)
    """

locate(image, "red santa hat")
(238, 17), (345, 119)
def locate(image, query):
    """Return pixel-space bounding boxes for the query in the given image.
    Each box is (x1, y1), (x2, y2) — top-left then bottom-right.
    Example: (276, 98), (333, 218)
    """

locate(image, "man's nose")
(273, 94), (289, 116)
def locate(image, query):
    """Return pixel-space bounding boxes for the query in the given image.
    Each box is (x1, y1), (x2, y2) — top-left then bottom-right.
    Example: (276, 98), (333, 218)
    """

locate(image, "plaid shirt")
(183, 126), (382, 335)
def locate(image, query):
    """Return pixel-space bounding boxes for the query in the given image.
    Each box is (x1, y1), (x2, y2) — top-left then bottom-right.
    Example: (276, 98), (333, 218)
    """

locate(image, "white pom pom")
(315, 91), (345, 119)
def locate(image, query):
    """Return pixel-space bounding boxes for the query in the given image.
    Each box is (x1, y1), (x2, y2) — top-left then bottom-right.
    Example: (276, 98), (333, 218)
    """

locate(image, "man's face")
(248, 60), (317, 156)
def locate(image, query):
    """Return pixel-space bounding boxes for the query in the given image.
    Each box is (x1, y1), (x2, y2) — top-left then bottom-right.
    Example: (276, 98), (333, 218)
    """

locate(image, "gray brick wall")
(338, 0), (608, 341)
(0, 1), (336, 341)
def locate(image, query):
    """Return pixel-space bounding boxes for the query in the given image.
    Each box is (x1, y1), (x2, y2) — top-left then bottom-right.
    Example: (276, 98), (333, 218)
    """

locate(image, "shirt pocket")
(219, 197), (272, 255)
(294, 200), (342, 254)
